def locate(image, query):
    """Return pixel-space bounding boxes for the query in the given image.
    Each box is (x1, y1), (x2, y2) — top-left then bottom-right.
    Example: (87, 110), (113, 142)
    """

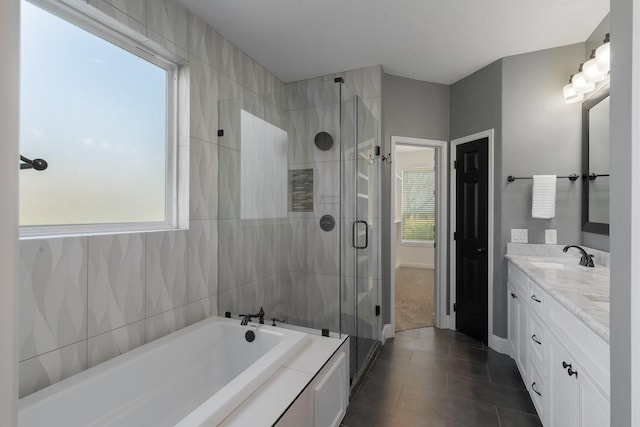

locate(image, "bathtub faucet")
(240, 307), (265, 325)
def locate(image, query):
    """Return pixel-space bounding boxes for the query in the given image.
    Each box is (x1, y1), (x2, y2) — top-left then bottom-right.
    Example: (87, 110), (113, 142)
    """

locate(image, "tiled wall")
(214, 67), (383, 337)
(18, 0), (283, 397)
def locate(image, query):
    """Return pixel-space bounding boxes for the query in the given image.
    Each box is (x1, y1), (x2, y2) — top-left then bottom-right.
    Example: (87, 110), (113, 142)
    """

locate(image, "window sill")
(400, 240), (435, 248)
(19, 223), (186, 240)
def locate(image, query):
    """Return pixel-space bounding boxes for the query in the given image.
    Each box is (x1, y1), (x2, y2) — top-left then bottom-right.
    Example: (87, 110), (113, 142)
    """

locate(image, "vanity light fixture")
(595, 33), (610, 73)
(571, 64), (595, 94)
(563, 76), (584, 104)
(583, 50), (607, 83)
(563, 33), (610, 104)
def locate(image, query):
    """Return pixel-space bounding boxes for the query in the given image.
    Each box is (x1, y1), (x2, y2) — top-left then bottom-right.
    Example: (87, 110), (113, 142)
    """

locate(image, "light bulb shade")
(583, 58), (607, 83)
(571, 72), (595, 93)
(596, 42), (610, 72)
(563, 83), (584, 103)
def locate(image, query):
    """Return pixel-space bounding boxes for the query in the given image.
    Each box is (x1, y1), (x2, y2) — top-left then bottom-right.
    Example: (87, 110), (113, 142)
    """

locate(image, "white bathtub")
(18, 316), (308, 427)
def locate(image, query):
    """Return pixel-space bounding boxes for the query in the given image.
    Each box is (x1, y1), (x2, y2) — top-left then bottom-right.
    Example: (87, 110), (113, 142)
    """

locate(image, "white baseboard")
(437, 315), (451, 329)
(396, 263), (435, 269)
(489, 334), (511, 356)
(381, 324), (394, 344)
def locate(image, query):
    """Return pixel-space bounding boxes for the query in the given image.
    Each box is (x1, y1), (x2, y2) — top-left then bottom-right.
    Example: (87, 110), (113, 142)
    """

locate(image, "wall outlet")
(511, 229), (529, 243)
(545, 229), (557, 244)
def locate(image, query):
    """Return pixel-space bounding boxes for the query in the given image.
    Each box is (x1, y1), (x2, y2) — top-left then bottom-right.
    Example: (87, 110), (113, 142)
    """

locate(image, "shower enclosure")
(217, 78), (380, 386)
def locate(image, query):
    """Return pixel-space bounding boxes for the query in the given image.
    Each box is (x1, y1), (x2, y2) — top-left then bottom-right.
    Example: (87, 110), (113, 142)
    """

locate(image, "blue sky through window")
(20, 0), (168, 226)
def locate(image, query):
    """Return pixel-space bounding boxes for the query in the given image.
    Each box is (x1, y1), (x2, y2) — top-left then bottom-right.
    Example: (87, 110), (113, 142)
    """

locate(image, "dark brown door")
(455, 138), (489, 344)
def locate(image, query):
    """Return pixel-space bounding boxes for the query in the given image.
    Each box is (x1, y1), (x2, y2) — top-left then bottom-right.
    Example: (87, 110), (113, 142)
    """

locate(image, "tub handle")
(271, 317), (286, 327)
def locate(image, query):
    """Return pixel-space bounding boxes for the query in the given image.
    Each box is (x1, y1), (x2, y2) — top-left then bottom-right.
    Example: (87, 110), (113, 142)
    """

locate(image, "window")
(19, 0), (179, 236)
(402, 168), (435, 242)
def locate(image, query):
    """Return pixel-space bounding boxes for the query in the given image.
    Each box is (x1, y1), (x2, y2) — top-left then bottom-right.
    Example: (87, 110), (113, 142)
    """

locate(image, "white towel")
(532, 175), (556, 219)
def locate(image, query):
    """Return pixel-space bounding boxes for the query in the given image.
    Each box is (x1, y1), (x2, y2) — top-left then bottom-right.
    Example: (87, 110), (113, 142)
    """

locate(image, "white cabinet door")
(548, 334), (578, 427)
(579, 369), (610, 427)
(517, 298), (528, 377)
(507, 283), (519, 359)
(508, 281), (528, 375)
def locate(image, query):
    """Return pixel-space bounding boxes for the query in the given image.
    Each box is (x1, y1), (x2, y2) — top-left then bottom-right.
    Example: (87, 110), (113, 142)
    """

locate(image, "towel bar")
(507, 174), (579, 183)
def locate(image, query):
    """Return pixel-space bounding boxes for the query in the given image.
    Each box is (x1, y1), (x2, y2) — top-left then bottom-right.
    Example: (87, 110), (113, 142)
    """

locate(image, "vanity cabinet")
(507, 280), (527, 375)
(548, 333), (609, 427)
(507, 260), (610, 426)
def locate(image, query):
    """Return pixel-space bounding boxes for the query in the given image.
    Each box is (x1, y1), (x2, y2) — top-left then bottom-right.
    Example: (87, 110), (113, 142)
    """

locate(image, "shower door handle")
(352, 220), (368, 249)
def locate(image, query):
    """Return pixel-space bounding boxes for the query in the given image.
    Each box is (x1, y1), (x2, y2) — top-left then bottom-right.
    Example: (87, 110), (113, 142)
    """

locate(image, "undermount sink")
(583, 293), (610, 303)
(529, 261), (565, 269)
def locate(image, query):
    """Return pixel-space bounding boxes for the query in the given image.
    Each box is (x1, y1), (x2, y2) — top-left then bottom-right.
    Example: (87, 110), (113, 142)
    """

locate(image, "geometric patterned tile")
(18, 341), (86, 398)
(146, 231), (188, 317)
(19, 238), (87, 361)
(87, 320), (146, 368)
(87, 234), (145, 337)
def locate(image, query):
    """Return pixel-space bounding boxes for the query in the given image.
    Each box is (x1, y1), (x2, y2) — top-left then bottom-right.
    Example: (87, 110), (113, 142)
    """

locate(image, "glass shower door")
(341, 89), (380, 384)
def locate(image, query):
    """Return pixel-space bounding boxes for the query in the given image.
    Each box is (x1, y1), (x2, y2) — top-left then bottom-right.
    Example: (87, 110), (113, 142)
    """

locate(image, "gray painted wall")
(450, 60), (503, 334)
(586, 14), (610, 59)
(500, 44), (586, 338)
(450, 44), (586, 339)
(610, 0), (634, 424)
(381, 73), (449, 324)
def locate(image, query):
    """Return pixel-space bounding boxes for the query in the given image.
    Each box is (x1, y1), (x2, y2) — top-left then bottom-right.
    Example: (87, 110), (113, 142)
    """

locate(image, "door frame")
(450, 129), (495, 346)
(390, 136), (448, 335)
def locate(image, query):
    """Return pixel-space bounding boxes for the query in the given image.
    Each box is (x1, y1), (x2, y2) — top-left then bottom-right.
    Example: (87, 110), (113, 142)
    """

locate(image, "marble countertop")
(506, 254), (610, 343)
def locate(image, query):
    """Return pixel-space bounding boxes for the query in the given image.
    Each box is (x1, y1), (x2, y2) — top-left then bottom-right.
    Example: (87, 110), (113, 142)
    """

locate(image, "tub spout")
(240, 307), (265, 325)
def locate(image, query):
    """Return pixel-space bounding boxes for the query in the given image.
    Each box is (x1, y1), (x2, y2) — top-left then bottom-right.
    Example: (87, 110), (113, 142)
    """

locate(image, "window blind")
(402, 168), (435, 241)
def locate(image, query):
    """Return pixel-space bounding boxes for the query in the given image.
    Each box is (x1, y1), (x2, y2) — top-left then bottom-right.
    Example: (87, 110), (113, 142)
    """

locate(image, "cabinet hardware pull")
(531, 382), (542, 396)
(511, 292), (517, 299)
(531, 295), (542, 303)
(531, 334), (542, 345)
(563, 361), (579, 378)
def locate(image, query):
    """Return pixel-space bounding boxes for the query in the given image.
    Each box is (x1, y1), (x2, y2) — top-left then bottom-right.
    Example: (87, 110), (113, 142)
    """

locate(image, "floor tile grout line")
(448, 372), (532, 392)
(395, 383), (404, 408)
(343, 327), (541, 426)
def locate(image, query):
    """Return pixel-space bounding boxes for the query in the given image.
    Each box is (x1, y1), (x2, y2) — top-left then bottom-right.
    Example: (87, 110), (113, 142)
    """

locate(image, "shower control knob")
(320, 215), (335, 232)
(476, 247), (487, 254)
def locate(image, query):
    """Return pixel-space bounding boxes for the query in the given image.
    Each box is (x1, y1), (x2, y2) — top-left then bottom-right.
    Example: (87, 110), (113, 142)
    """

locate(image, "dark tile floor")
(341, 327), (542, 427)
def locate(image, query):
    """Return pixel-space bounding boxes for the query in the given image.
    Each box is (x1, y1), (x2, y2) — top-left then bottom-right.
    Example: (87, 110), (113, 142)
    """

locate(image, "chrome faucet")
(240, 307), (265, 325)
(562, 245), (595, 267)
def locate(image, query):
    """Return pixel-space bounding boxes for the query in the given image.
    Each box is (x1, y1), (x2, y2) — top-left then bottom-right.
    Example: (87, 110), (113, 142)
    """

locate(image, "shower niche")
(288, 168), (314, 212)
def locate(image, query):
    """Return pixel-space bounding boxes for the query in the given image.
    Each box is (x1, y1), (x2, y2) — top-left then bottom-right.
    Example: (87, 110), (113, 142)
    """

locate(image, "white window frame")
(400, 167), (436, 247)
(19, 0), (186, 239)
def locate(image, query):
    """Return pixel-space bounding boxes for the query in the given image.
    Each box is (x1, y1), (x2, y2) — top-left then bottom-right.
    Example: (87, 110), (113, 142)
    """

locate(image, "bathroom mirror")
(582, 88), (610, 235)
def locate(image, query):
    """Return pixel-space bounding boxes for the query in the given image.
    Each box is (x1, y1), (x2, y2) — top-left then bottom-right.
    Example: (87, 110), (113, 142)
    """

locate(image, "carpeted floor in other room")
(395, 267), (434, 331)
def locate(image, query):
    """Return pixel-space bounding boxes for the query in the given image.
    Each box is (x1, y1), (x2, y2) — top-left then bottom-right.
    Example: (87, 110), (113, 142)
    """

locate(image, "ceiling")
(179, 0), (609, 85)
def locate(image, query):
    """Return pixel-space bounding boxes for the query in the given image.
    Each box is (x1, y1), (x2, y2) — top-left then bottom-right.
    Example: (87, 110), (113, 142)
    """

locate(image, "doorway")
(450, 130), (495, 346)
(390, 137), (448, 336)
